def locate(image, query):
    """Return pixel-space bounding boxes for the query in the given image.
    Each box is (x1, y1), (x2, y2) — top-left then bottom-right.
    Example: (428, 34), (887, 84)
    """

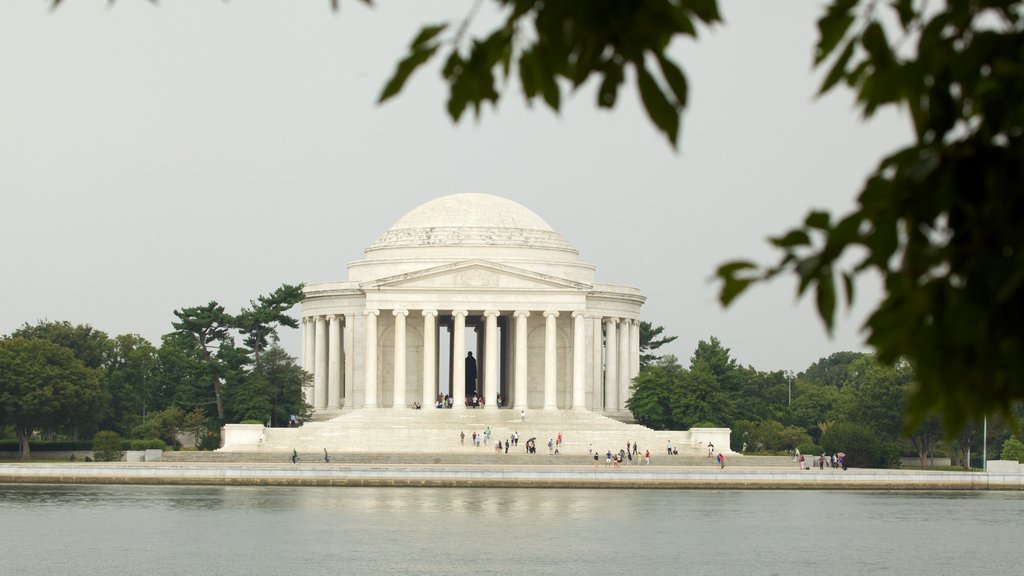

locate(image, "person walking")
(323, 448), (330, 463)
(645, 450), (650, 465)
(291, 449), (299, 464)
(460, 431), (465, 445)
(717, 452), (726, 469)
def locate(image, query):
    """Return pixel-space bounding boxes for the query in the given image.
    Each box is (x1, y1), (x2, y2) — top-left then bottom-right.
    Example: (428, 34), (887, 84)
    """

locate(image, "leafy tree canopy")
(12, 320), (110, 369)
(0, 337), (108, 459)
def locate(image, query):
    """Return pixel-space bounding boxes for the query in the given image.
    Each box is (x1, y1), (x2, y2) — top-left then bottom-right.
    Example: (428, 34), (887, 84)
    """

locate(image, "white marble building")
(300, 193), (644, 419)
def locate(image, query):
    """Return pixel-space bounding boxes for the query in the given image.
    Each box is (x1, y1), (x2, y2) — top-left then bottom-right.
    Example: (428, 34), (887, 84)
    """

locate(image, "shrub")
(0, 440), (95, 451)
(92, 431), (124, 462)
(196, 428), (221, 451)
(820, 423), (901, 469)
(130, 439), (167, 451)
(239, 419), (264, 425)
(1000, 436), (1024, 461)
(798, 443), (824, 456)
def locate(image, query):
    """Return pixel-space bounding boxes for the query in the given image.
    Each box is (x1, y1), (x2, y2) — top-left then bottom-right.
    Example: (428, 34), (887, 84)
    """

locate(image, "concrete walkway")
(1, 462), (1020, 490)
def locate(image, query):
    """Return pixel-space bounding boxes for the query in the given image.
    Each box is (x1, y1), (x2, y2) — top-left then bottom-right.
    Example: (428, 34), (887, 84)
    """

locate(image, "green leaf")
(861, 22), (892, 67)
(716, 261), (758, 306)
(597, 62), (624, 108)
(815, 7), (855, 65)
(770, 230), (812, 248)
(687, 0), (722, 24)
(819, 38), (856, 95)
(842, 271), (856, 306)
(378, 45), (439, 103)
(519, 49), (539, 100)
(410, 24), (447, 49)
(636, 63), (680, 147)
(816, 272), (837, 331)
(656, 53), (688, 107)
(805, 211), (831, 230)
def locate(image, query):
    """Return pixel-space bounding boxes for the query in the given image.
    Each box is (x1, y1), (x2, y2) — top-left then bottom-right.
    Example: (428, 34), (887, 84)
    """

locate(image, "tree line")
(632, 327), (1024, 469)
(0, 284), (309, 459)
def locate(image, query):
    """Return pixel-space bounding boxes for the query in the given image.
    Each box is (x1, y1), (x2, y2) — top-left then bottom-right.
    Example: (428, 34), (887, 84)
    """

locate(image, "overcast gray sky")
(0, 1), (910, 374)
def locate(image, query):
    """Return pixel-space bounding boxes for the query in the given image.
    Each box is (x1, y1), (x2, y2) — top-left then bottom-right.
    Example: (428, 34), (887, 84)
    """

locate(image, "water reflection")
(0, 485), (1021, 576)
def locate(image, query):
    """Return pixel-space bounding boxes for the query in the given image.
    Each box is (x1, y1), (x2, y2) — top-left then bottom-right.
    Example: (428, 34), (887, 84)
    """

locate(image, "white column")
(422, 310), (437, 408)
(513, 311), (529, 409)
(343, 314), (354, 408)
(543, 311), (559, 410)
(363, 309), (379, 408)
(591, 317), (604, 411)
(571, 311), (586, 410)
(604, 317), (618, 411)
(619, 318), (631, 409)
(631, 319), (641, 379)
(483, 310), (499, 409)
(393, 309), (408, 408)
(301, 317), (313, 407)
(327, 315), (342, 409)
(452, 310), (467, 410)
(314, 316), (328, 410)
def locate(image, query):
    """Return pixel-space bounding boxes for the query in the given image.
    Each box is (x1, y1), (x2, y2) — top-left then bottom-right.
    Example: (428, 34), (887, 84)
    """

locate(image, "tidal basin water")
(1, 485), (1020, 576)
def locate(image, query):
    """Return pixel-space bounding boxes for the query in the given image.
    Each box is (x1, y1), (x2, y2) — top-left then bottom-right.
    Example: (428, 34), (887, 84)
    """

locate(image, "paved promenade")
(1, 461), (1021, 490)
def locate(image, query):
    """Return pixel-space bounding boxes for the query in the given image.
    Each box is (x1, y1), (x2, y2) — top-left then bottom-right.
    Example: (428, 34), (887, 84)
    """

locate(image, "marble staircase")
(220, 408), (731, 456)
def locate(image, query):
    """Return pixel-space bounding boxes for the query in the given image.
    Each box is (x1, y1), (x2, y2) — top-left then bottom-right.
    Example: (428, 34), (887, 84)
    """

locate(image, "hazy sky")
(0, 1), (910, 374)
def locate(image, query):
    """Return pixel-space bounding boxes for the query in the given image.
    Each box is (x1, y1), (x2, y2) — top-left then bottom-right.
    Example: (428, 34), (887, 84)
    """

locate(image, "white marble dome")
(367, 193), (577, 254)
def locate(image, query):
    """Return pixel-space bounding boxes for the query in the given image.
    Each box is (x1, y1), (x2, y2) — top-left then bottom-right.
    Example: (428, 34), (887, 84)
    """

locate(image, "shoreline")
(1, 462), (1021, 490)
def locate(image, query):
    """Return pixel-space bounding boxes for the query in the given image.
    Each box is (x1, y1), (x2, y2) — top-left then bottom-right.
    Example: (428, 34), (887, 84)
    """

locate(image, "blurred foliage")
(718, 0), (1024, 432)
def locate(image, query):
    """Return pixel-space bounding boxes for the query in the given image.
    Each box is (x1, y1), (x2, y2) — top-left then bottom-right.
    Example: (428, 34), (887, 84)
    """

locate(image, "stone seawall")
(1, 463), (1020, 490)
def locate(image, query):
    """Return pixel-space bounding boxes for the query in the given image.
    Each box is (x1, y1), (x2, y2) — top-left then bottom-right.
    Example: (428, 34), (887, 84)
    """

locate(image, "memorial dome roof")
(367, 193), (577, 254)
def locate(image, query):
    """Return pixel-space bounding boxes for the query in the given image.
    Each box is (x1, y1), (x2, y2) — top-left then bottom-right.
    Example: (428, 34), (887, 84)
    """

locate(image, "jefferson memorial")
(221, 193), (731, 454)
(301, 192), (643, 417)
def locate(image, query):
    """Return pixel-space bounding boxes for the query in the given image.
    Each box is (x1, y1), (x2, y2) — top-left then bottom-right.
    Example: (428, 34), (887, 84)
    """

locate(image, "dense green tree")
(234, 283), (304, 367)
(182, 408), (212, 449)
(102, 334), (159, 436)
(171, 301), (233, 419)
(672, 358), (731, 428)
(798, 352), (866, 389)
(733, 367), (789, 424)
(820, 422), (898, 469)
(843, 356), (914, 440)
(789, 379), (845, 441)
(254, 345), (312, 427)
(157, 333), (211, 415)
(626, 355), (682, 430)
(952, 420), (981, 470)
(908, 414), (944, 468)
(132, 405), (185, 446)
(1001, 436), (1024, 461)
(0, 338), (108, 459)
(638, 321), (678, 369)
(733, 419), (811, 453)
(12, 320), (110, 369)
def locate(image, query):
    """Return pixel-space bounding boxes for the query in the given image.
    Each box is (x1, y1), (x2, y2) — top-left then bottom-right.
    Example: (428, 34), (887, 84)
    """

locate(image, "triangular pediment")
(361, 260), (591, 291)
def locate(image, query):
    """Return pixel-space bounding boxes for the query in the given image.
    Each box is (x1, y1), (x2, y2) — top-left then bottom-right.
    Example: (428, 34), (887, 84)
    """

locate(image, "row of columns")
(301, 310), (641, 412)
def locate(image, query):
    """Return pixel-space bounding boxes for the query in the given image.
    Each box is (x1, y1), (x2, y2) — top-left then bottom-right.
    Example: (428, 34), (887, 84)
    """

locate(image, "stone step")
(161, 450), (794, 467)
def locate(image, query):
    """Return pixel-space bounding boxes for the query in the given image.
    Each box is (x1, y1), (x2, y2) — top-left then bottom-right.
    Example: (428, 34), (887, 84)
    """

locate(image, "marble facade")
(299, 193), (645, 418)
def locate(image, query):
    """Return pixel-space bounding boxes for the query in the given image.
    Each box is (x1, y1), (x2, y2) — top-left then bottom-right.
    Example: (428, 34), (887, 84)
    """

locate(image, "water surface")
(1, 485), (1019, 576)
